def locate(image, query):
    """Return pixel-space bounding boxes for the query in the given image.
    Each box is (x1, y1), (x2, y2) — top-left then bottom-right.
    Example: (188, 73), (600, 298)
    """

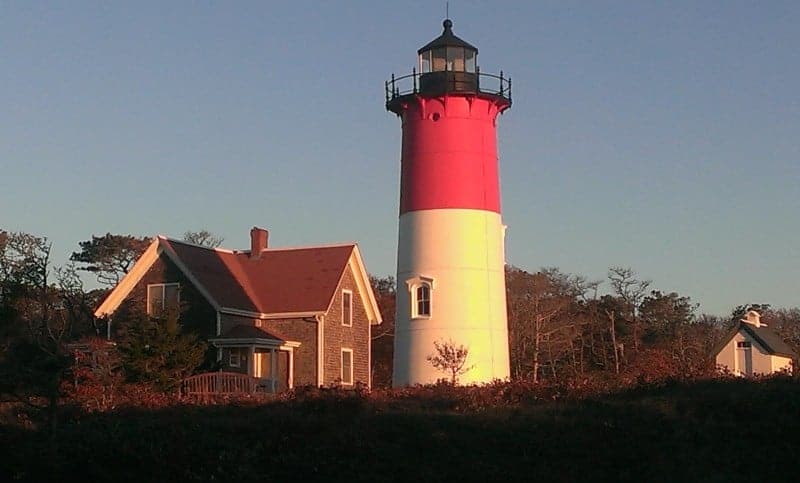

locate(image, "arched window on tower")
(407, 276), (434, 319)
(416, 284), (431, 317)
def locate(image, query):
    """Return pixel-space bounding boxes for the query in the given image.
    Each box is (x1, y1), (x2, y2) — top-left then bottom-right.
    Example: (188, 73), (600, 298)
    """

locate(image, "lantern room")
(417, 19), (479, 94)
(385, 19), (511, 114)
(418, 19), (477, 74)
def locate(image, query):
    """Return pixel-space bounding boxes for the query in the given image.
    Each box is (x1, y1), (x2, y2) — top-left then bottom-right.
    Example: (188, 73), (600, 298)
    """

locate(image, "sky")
(1, 1), (798, 316)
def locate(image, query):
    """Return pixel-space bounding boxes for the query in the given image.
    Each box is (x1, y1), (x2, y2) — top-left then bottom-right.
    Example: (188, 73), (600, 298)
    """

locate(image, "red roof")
(161, 238), (354, 315)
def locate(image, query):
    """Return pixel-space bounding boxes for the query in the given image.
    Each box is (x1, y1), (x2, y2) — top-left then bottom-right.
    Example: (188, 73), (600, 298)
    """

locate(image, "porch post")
(270, 349), (277, 393)
(287, 348), (294, 389)
(248, 346), (256, 377)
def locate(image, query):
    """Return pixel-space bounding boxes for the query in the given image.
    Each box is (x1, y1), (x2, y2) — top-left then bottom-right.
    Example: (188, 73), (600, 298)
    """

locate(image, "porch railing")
(181, 371), (261, 397)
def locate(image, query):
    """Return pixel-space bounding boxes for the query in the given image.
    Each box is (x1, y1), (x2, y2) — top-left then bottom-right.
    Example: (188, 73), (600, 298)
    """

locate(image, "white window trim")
(146, 282), (180, 316)
(406, 276), (434, 320)
(341, 348), (354, 386)
(229, 349), (241, 368)
(341, 289), (353, 327)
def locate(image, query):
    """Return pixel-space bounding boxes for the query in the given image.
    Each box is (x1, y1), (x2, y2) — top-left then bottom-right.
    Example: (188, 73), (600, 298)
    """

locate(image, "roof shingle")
(161, 238), (354, 315)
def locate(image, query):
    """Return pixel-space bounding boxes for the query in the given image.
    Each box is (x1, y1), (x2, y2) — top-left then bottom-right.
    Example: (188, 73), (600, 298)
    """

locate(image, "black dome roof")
(417, 19), (478, 54)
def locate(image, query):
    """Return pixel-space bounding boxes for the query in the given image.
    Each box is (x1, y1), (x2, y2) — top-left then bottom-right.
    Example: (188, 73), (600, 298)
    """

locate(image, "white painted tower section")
(393, 209), (510, 385)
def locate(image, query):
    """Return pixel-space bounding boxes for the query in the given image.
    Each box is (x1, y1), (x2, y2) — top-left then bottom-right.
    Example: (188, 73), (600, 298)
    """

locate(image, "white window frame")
(341, 289), (353, 327)
(406, 276), (434, 320)
(146, 283), (180, 316)
(229, 349), (241, 368)
(341, 348), (354, 385)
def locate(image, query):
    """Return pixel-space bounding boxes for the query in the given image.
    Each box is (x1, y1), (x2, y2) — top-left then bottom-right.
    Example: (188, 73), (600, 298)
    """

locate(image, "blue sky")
(1, 1), (798, 315)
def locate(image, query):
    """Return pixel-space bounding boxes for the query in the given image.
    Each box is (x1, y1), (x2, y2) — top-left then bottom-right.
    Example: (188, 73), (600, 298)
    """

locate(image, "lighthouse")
(386, 19), (512, 386)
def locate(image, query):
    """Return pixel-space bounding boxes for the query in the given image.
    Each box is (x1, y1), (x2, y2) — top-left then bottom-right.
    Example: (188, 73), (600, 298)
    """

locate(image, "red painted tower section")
(387, 20), (513, 386)
(399, 96), (506, 214)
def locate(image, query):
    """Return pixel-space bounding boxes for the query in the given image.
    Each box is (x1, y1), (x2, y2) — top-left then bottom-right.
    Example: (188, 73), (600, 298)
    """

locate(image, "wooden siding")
(322, 266), (371, 386)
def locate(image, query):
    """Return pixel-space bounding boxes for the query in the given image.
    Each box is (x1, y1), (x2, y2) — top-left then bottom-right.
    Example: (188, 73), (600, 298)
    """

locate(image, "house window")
(341, 348), (353, 385)
(147, 283), (180, 316)
(229, 349), (241, 368)
(342, 290), (353, 327)
(737, 341), (752, 348)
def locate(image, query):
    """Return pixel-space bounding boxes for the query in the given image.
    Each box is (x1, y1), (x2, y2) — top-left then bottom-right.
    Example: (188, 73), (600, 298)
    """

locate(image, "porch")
(208, 324), (301, 393)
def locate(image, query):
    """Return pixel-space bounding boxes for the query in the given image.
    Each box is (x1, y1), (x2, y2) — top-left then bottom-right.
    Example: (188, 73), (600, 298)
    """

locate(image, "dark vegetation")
(3, 229), (800, 480)
(3, 377), (800, 481)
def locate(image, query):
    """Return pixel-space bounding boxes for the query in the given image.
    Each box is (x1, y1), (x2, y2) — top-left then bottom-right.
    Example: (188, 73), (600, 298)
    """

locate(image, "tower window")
(406, 276), (434, 319)
(416, 284), (431, 317)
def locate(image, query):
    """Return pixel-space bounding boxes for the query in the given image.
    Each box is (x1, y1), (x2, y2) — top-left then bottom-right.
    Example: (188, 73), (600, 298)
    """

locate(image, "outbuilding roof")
(714, 320), (798, 360)
(739, 322), (797, 359)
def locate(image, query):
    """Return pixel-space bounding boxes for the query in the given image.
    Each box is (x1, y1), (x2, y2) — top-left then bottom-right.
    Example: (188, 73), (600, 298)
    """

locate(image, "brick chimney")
(250, 227), (269, 259)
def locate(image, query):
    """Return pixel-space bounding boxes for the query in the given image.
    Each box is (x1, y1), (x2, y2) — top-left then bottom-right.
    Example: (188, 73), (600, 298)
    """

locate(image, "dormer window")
(147, 283), (180, 316)
(406, 276), (434, 319)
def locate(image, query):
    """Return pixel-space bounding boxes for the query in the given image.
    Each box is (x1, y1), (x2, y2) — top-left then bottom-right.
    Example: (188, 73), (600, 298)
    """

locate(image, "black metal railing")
(385, 67), (511, 110)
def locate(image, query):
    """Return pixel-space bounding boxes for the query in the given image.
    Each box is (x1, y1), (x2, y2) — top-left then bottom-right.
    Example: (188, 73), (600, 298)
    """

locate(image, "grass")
(2, 377), (800, 482)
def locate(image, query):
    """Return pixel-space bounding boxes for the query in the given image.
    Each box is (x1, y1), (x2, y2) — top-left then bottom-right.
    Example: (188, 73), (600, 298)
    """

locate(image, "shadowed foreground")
(2, 378), (800, 482)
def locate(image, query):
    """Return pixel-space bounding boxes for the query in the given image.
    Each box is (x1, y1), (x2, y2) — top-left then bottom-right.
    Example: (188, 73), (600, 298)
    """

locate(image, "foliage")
(4, 377), (800, 481)
(426, 339), (473, 384)
(70, 233), (150, 287)
(0, 230), (98, 437)
(115, 304), (207, 392)
(65, 338), (125, 412)
(369, 275), (395, 387)
(506, 266), (584, 382)
(182, 229), (224, 248)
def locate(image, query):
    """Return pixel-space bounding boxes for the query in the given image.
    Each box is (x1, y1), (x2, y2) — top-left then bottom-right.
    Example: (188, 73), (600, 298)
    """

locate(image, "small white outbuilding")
(715, 310), (796, 376)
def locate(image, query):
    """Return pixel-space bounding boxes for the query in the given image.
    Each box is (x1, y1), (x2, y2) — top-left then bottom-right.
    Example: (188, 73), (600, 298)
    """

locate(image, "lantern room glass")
(446, 47), (465, 71)
(421, 46), (477, 73)
(419, 50), (431, 73)
(431, 47), (446, 72)
(465, 49), (476, 72)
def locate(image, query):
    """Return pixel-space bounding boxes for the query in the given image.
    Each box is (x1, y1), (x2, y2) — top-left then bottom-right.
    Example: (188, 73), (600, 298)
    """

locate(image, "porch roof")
(208, 324), (301, 349)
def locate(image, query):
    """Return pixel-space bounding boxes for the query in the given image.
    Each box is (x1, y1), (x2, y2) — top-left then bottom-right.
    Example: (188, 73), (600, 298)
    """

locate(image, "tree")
(427, 339), (473, 384)
(0, 231), (93, 436)
(183, 230), (224, 248)
(70, 234), (150, 287)
(369, 275), (395, 387)
(597, 295), (628, 376)
(639, 290), (698, 344)
(638, 290), (703, 377)
(115, 302), (206, 391)
(506, 266), (579, 382)
(608, 267), (651, 352)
